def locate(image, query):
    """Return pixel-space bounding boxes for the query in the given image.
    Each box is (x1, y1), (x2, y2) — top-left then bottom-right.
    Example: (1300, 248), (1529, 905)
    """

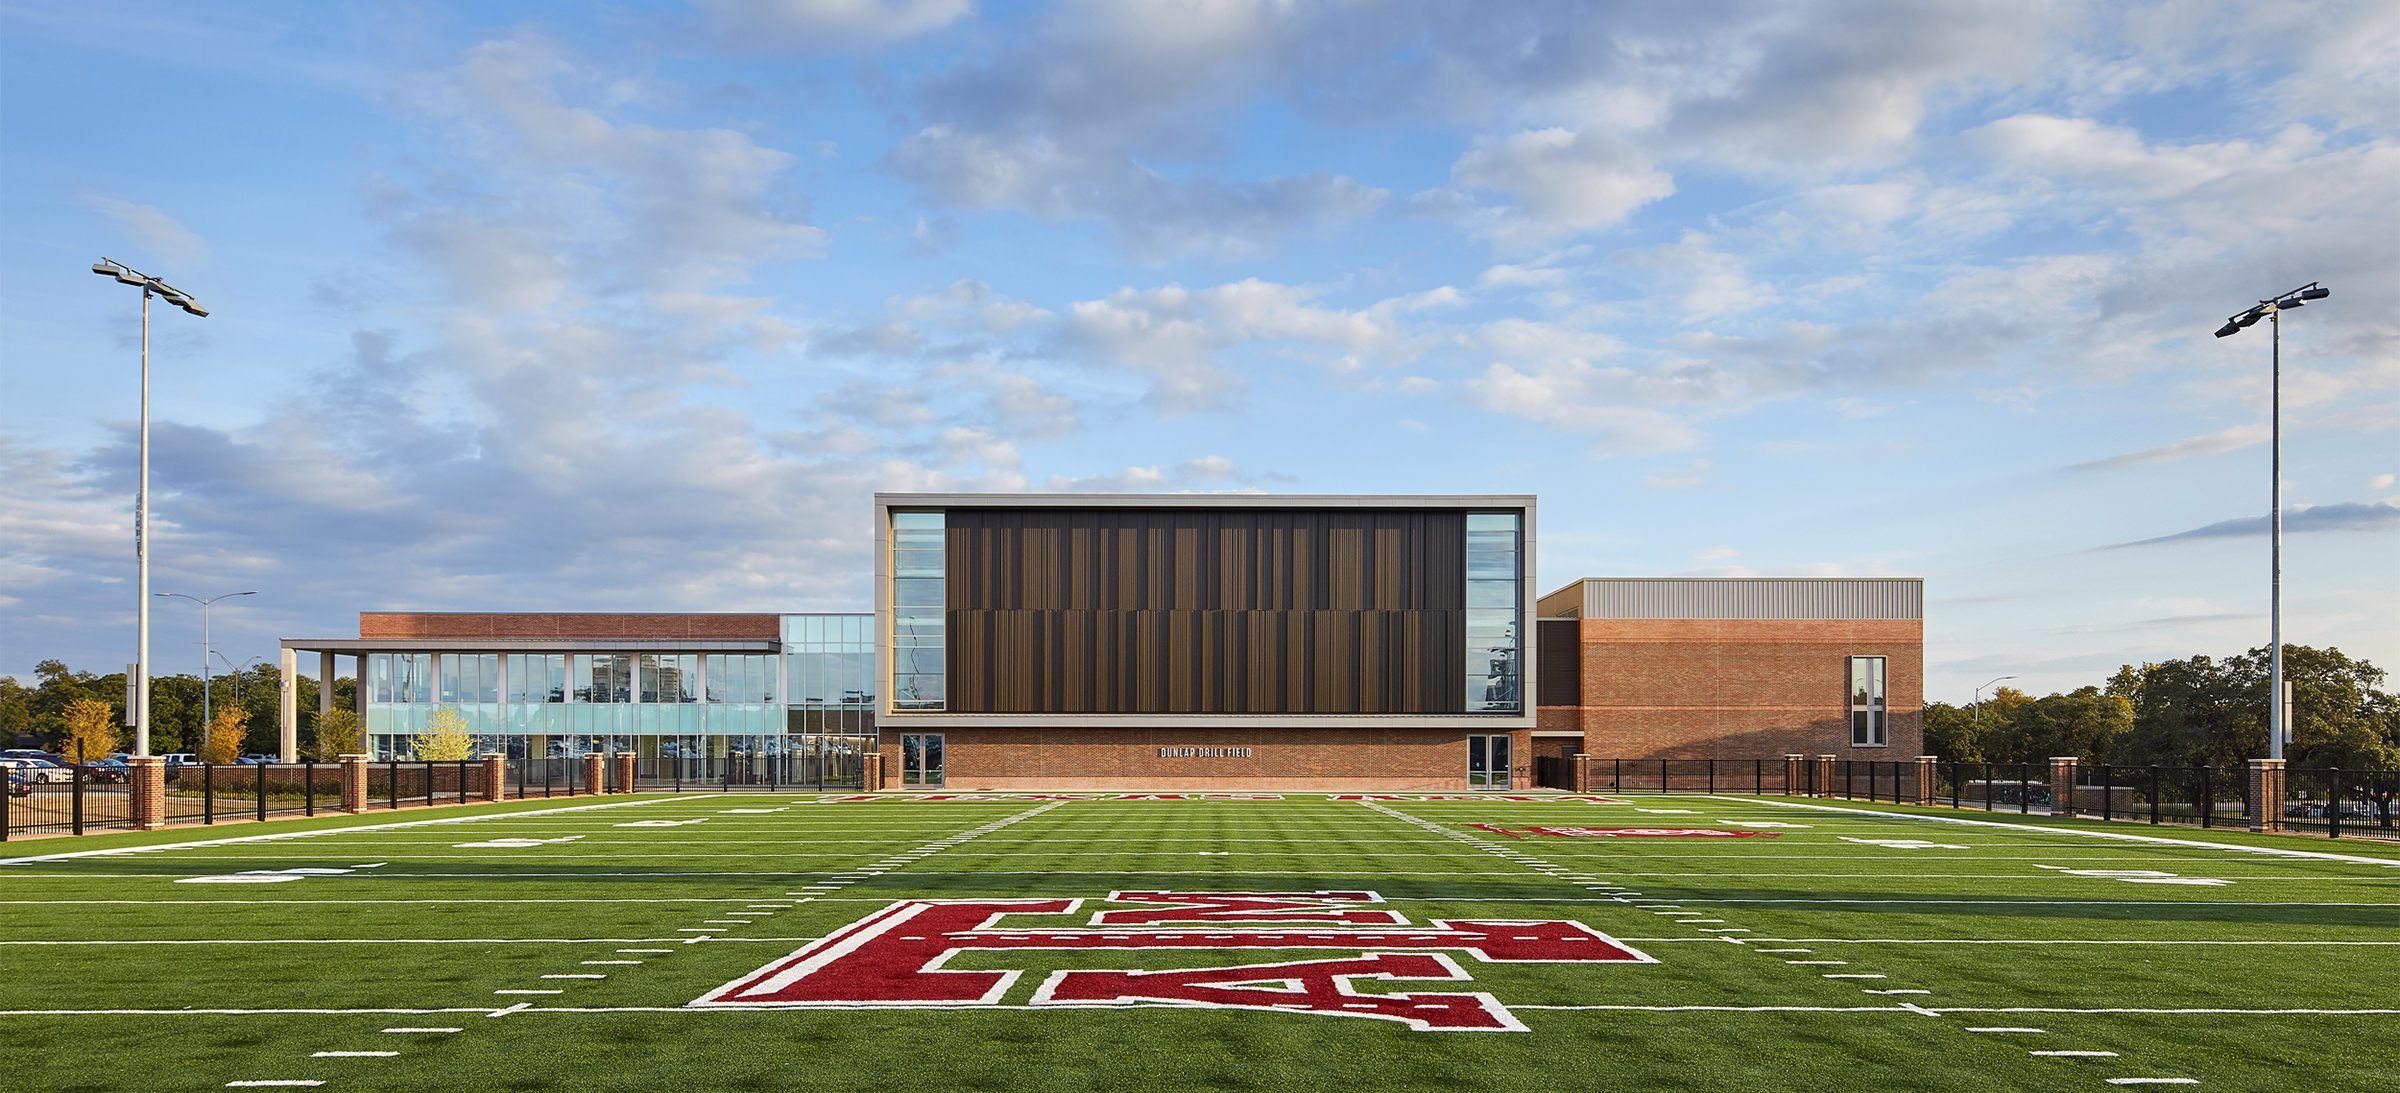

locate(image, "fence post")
(71, 765), (85, 836)
(255, 763), (268, 824)
(584, 752), (605, 796)
(387, 759), (400, 810)
(2247, 759), (2285, 834)
(1783, 755), (1805, 797)
(1916, 756), (1937, 806)
(2149, 766), (2160, 826)
(1573, 753), (1592, 793)
(202, 763), (216, 825)
(1707, 758), (1715, 795)
(340, 755), (369, 814)
(1816, 755), (1837, 799)
(304, 761), (316, 816)
(2328, 767), (2342, 839)
(2097, 764), (2112, 821)
(481, 754), (505, 802)
(2200, 765), (2213, 828)
(615, 752), (636, 794)
(2048, 756), (2078, 818)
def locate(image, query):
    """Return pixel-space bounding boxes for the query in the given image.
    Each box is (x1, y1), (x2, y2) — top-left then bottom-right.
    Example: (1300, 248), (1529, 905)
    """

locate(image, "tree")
(199, 706), (249, 764)
(1977, 687), (2132, 764)
(410, 706), (475, 762)
(60, 696), (121, 763)
(309, 708), (362, 762)
(1923, 701), (1981, 763)
(2109, 644), (2398, 772)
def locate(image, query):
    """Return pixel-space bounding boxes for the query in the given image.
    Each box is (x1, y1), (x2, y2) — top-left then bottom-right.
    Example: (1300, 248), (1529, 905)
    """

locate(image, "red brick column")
(480, 754), (505, 802)
(2249, 759), (2286, 833)
(583, 753), (605, 796)
(1915, 756), (1939, 806)
(1508, 728), (1534, 791)
(1815, 755), (1837, 799)
(1784, 754), (1807, 797)
(339, 755), (369, 814)
(1572, 753), (1592, 794)
(2050, 756), (2079, 818)
(614, 752), (637, 794)
(862, 752), (883, 791)
(130, 756), (168, 830)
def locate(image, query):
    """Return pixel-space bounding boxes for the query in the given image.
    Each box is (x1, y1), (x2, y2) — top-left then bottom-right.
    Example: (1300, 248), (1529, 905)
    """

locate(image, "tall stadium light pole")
(92, 258), (210, 757)
(156, 590), (258, 733)
(2215, 281), (2330, 762)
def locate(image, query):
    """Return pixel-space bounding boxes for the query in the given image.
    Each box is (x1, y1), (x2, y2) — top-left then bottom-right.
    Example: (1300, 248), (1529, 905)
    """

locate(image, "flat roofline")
(283, 639), (781, 653)
(358, 611), (792, 617)
(1539, 575), (1924, 600)
(876, 492), (1535, 509)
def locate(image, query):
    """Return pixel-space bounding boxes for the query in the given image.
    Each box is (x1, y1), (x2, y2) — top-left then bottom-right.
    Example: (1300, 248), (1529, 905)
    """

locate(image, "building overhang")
(876, 712), (1535, 730)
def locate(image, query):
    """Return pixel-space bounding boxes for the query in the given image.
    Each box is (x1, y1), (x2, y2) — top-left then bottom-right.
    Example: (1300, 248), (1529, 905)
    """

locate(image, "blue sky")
(2, 0), (2393, 701)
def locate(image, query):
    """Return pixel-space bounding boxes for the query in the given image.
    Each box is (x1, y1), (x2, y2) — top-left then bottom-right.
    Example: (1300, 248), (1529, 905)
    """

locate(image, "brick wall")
(878, 726), (1516, 792)
(359, 613), (780, 640)
(1538, 617), (1923, 761)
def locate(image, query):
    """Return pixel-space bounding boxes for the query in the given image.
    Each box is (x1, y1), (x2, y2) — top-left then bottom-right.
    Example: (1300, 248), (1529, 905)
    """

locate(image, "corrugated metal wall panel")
(1558, 578), (1923, 620)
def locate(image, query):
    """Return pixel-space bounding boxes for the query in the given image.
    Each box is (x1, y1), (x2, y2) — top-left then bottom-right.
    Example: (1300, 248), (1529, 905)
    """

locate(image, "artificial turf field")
(3, 793), (2395, 1092)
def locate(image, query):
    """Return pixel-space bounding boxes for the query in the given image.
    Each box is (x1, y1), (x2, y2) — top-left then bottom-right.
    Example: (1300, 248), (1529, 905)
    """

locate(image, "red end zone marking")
(694, 893), (1653, 1029)
(1471, 824), (1776, 839)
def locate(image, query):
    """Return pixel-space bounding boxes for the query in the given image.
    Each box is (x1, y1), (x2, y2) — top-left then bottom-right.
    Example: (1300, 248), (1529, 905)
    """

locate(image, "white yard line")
(0, 796), (682, 865)
(1738, 798), (2400, 866)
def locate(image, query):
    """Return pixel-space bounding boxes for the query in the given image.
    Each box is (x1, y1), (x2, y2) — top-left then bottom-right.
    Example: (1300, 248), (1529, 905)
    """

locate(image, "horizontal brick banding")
(359, 613), (780, 640)
(1542, 617), (1923, 760)
(882, 726), (1521, 792)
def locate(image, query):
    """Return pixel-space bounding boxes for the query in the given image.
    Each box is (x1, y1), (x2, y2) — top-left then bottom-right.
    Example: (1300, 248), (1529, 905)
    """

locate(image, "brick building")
(278, 494), (1922, 792)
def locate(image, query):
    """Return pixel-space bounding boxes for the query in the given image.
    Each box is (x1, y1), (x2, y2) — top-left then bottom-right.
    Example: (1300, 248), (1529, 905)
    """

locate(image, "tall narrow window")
(1849, 656), (1887, 746)
(1466, 513), (1523, 713)
(890, 512), (946, 710)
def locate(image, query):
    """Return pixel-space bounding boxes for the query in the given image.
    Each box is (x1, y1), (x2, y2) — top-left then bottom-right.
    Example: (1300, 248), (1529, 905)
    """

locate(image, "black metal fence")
(1548, 757), (2398, 841)
(3, 762), (347, 840)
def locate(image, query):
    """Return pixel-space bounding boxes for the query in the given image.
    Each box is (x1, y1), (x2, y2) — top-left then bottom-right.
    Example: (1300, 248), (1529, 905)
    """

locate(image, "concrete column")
(1783, 754), (1807, 797)
(863, 752), (883, 791)
(1915, 756), (1939, 806)
(1572, 753), (1592, 794)
(2050, 756), (2079, 818)
(130, 756), (168, 831)
(481, 753), (506, 802)
(1815, 755), (1837, 799)
(339, 755), (369, 814)
(614, 752), (636, 794)
(277, 647), (299, 762)
(584, 752), (605, 796)
(2249, 759), (2286, 833)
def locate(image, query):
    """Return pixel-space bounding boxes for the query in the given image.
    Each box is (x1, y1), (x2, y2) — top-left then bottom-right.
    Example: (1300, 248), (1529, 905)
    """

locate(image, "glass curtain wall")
(367, 648), (798, 765)
(890, 512), (946, 710)
(781, 614), (876, 788)
(1467, 513), (1524, 712)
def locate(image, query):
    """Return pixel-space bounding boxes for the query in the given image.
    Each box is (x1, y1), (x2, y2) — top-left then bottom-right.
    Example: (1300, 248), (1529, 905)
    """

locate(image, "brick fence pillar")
(614, 752), (637, 794)
(1572, 753), (1592, 794)
(480, 754), (505, 802)
(2249, 759), (2286, 833)
(2050, 756), (2079, 818)
(862, 752), (883, 791)
(1814, 755), (1837, 799)
(339, 755), (369, 814)
(1783, 754), (1806, 797)
(130, 756), (168, 830)
(583, 753), (606, 796)
(1916, 756), (1939, 806)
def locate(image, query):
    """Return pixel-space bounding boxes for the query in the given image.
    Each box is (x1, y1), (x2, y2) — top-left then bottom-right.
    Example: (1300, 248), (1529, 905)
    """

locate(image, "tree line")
(1926, 643), (2398, 771)
(0, 660), (362, 763)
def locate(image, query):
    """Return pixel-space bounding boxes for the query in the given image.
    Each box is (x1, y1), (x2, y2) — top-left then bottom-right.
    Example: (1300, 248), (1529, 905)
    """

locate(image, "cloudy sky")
(2, 0), (2393, 701)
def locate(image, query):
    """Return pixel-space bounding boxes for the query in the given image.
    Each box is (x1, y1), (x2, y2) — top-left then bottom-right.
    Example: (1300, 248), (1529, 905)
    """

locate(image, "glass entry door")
(900, 733), (945, 787)
(1468, 735), (1510, 789)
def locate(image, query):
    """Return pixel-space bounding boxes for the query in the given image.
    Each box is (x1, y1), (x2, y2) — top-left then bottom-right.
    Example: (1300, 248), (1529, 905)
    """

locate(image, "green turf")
(4, 792), (2394, 1091)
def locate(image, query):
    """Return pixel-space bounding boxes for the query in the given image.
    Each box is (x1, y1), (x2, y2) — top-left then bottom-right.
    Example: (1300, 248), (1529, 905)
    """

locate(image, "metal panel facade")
(1544, 578), (1923, 621)
(943, 507), (1470, 714)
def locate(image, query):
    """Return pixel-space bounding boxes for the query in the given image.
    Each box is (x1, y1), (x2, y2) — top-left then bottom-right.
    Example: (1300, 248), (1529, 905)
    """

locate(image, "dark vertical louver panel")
(946, 507), (1472, 713)
(1536, 619), (1580, 707)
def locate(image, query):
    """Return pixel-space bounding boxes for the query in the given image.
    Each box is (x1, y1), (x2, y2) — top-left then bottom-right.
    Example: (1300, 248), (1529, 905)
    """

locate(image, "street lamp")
(154, 590), (257, 736)
(2214, 281), (2331, 762)
(1972, 675), (2018, 725)
(214, 652), (264, 704)
(93, 258), (209, 758)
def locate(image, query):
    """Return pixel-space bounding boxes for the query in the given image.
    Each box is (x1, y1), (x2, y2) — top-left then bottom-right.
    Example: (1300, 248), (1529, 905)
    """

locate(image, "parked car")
(6, 772), (30, 797)
(156, 753), (198, 767)
(236, 754), (276, 765)
(1, 749), (68, 765)
(83, 759), (131, 784)
(0, 758), (75, 784)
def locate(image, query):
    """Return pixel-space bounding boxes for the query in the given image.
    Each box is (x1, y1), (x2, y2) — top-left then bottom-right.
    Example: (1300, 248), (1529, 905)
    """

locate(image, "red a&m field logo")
(692, 891), (1654, 1031)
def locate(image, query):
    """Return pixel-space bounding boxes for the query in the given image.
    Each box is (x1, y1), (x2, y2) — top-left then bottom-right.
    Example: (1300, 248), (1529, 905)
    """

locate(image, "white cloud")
(2069, 425), (2270, 471)
(1446, 128), (1674, 237)
(692, 0), (972, 47)
(85, 195), (209, 267)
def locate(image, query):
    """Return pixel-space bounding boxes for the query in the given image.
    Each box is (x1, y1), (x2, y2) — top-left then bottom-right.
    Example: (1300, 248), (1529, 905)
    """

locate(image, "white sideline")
(0, 796), (682, 865)
(1738, 797), (2400, 866)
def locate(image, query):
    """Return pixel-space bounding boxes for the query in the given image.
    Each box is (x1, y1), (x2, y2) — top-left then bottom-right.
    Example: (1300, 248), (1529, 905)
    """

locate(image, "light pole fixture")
(1972, 675), (2018, 725)
(93, 258), (209, 758)
(214, 651), (265, 704)
(2214, 281), (2330, 762)
(154, 589), (255, 739)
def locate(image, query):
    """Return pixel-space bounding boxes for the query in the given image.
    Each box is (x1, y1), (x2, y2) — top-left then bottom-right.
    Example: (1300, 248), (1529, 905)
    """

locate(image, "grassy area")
(3, 792), (2393, 1091)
